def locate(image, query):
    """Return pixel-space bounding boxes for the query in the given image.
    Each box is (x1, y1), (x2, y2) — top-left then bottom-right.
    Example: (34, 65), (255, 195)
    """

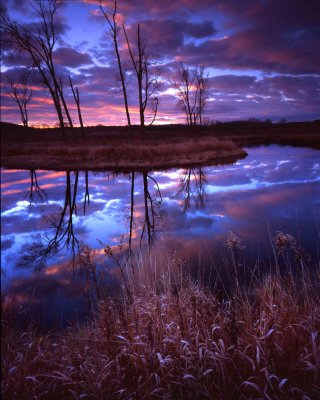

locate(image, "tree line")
(1, 0), (209, 141)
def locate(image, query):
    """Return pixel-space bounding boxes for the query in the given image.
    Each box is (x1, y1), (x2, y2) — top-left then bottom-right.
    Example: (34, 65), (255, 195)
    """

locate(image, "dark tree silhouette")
(99, 0), (131, 126)
(58, 77), (76, 140)
(1, 0), (73, 140)
(69, 75), (85, 140)
(83, 170), (90, 214)
(173, 63), (209, 125)
(5, 72), (33, 141)
(25, 169), (47, 207)
(196, 67), (209, 125)
(177, 167), (207, 212)
(43, 171), (80, 262)
(123, 24), (160, 130)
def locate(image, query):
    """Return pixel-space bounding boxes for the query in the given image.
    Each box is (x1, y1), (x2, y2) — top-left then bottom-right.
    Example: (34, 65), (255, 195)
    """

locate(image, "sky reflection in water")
(1, 145), (320, 329)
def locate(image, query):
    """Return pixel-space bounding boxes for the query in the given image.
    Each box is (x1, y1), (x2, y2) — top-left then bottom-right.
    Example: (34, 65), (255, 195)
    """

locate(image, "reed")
(1, 137), (246, 171)
(2, 252), (319, 400)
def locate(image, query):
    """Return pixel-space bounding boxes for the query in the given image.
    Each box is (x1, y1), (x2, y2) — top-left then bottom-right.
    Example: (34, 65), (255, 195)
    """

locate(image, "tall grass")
(1, 137), (246, 170)
(2, 247), (319, 399)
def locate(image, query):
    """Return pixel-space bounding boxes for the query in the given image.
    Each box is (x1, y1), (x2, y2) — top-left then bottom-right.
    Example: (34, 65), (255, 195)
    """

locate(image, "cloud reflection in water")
(1, 145), (319, 328)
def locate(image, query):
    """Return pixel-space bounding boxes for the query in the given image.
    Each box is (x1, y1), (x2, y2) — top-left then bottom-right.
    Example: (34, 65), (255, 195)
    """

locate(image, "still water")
(1, 145), (320, 329)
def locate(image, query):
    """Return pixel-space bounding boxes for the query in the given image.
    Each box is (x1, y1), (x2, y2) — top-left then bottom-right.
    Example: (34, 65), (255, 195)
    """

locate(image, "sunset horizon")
(1, 0), (319, 127)
(1, 2), (320, 399)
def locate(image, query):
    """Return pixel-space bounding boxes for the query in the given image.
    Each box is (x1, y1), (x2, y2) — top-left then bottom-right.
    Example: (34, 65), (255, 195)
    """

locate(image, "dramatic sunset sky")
(1, 0), (320, 127)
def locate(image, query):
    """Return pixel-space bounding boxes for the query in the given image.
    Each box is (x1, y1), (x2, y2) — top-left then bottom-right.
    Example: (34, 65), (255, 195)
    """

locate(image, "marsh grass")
(2, 247), (319, 399)
(1, 137), (247, 171)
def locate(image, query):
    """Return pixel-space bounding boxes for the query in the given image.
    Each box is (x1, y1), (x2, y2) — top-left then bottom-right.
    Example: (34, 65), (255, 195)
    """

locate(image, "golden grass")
(2, 265), (319, 399)
(1, 137), (247, 171)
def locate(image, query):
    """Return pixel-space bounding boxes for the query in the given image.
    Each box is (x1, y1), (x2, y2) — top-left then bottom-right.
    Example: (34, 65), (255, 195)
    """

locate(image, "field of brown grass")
(1, 120), (319, 170)
(2, 262), (319, 399)
(1, 136), (247, 171)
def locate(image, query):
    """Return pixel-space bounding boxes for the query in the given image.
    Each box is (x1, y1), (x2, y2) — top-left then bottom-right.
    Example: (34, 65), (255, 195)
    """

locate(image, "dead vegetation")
(1, 136), (247, 171)
(2, 262), (319, 399)
(1, 120), (319, 170)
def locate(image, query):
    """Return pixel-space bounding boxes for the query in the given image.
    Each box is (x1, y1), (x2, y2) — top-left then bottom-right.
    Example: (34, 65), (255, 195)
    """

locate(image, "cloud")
(121, 19), (216, 58)
(53, 47), (93, 68)
(1, 236), (15, 251)
(177, 26), (320, 74)
(2, 0), (320, 125)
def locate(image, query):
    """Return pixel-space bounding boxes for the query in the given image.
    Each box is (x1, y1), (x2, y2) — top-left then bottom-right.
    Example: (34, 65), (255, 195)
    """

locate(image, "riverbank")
(1, 136), (246, 171)
(2, 267), (319, 400)
(1, 120), (319, 171)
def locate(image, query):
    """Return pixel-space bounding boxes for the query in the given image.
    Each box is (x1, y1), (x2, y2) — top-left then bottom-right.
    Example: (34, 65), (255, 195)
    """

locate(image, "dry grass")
(1, 137), (247, 171)
(2, 261), (319, 399)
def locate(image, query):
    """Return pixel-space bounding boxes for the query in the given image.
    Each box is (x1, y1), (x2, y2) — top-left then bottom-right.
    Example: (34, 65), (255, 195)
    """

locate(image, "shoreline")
(1, 120), (319, 171)
(1, 136), (247, 171)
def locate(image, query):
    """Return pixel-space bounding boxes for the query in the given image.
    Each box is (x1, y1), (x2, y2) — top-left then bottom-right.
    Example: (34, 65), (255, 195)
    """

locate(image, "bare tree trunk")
(143, 173), (151, 247)
(99, 0), (131, 127)
(173, 63), (208, 126)
(58, 79), (76, 141)
(5, 74), (33, 142)
(137, 25), (145, 130)
(1, 1), (73, 141)
(69, 76), (85, 140)
(84, 171), (90, 214)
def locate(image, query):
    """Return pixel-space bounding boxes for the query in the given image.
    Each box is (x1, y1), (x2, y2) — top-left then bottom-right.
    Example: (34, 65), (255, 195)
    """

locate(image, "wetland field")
(1, 121), (320, 399)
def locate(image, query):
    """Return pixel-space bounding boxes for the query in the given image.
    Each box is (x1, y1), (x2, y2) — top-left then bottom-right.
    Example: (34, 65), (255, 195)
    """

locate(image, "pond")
(1, 145), (320, 330)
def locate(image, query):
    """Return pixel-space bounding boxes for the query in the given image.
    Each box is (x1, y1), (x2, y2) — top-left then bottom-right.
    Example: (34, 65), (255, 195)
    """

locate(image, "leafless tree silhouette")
(70, 75), (85, 140)
(42, 171), (80, 263)
(1, 0), (73, 140)
(5, 72), (33, 141)
(196, 67), (209, 125)
(99, 0), (131, 126)
(58, 77), (76, 140)
(140, 172), (164, 247)
(123, 24), (160, 131)
(83, 170), (90, 215)
(173, 63), (209, 125)
(177, 167), (207, 212)
(25, 169), (47, 207)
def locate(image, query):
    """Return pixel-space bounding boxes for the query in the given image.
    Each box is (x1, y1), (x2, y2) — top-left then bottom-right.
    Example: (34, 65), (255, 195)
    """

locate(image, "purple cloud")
(53, 47), (93, 68)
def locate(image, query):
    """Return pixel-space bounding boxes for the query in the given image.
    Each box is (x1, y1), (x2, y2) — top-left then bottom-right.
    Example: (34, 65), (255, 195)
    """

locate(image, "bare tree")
(123, 23), (160, 130)
(177, 167), (207, 212)
(5, 72), (33, 141)
(44, 170), (80, 262)
(1, 0), (73, 140)
(196, 66), (209, 125)
(25, 169), (47, 207)
(173, 63), (209, 125)
(58, 77), (76, 139)
(70, 75), (85, 140)
(99, 0), (131, 126)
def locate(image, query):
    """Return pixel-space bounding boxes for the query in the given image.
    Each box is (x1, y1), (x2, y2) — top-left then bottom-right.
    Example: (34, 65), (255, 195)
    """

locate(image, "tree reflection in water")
(18, 169), (166, 299)
(103, 170), (165, 275)
(20, 167), (208, 277)
(177, 167), (207, 212)
(25, 169), (47, 208)
(44, 171), (80, 261)
(140, 171), (164, 247)
(20, 168), (210, 276)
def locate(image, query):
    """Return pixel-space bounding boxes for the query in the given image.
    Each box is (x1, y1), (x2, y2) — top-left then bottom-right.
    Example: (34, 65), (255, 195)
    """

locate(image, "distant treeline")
(1, 119), (319, 144)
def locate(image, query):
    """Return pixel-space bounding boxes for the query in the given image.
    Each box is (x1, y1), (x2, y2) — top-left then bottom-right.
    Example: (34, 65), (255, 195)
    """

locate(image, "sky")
(1, 0), (320, 127)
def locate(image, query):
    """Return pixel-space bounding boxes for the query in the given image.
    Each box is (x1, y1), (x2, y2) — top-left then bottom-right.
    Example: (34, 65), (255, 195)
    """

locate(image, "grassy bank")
(2, 266), (319, 399)
(1, 136), (246, 171)
(1, 120), (319, 171)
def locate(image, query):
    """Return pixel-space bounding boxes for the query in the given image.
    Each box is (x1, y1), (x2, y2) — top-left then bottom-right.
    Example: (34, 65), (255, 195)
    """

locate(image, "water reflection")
(26, 169), (47, 207)
(177, 167), (207, 212)
(1, 145), (320, 329)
